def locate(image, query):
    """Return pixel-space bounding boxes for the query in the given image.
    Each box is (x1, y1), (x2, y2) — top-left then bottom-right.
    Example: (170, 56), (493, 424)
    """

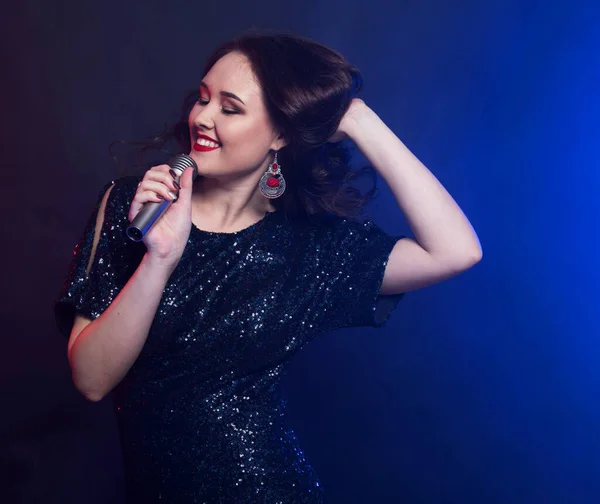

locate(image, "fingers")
(143, 165), (180, 192)
(178, 167), (196, 196)
(135, 181), (177, 203)
(135, 165), (179, 202)
(130, 163), (195, 221)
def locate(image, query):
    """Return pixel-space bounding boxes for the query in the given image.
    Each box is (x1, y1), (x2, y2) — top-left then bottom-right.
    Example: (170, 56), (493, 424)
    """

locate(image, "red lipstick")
(193, 133), (221, 152)
(193, 143), (219, 152)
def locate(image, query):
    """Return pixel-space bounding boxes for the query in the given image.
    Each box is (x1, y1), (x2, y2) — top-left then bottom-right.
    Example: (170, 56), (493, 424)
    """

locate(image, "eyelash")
(197, 99), (239, 115)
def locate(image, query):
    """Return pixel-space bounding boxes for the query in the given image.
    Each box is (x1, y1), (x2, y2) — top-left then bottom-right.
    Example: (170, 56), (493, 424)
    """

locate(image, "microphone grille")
(171, 154), (199, 180)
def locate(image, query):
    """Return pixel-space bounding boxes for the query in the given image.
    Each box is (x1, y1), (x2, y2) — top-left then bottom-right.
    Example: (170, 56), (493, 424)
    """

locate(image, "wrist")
(140, 252), (180, 280)
(341, 101), (378, 140)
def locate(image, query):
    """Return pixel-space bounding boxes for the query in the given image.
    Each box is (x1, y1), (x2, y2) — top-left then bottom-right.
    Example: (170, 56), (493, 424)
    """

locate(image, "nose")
(191, 102), (216, 130)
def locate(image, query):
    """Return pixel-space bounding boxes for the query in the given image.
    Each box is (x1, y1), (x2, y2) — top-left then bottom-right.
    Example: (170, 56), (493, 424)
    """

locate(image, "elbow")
(75, 381), (107, 402)
(71, 371), (108, 402)
(456, 233), (483, 268)
(458, 230), (483, 268)
(82, 390), (106, 403)
(462, 247), (483, 272)
(447, 246), (482, 274)
(467, 245), (483, 266)
(68, 349), (109, 402)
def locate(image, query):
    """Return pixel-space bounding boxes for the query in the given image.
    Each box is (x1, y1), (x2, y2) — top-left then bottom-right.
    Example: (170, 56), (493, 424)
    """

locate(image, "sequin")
(55, 176), (404, 503)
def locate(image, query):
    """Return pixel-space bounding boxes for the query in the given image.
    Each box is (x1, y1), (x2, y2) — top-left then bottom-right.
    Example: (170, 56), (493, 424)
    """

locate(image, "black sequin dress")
(55, 177), (403, 503)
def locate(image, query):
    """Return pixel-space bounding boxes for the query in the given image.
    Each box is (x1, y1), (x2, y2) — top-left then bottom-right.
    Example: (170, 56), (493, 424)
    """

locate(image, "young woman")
(55, 33), (481, 503)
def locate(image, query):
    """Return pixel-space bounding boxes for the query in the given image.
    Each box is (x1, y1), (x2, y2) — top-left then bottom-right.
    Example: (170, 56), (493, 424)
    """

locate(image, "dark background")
(1, 0), (599, 502)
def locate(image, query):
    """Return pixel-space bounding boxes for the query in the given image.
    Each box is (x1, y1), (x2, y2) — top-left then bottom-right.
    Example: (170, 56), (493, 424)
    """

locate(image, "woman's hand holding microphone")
(128, 161), (197, 272)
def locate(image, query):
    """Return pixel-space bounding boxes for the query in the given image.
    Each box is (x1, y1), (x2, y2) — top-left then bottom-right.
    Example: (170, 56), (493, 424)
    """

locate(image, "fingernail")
(169, 169), (178, 179)
(173, 181), (181, 190)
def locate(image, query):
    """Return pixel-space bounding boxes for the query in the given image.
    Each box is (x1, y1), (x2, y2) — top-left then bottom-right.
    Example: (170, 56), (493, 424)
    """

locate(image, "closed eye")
(197, 99), (239, 115)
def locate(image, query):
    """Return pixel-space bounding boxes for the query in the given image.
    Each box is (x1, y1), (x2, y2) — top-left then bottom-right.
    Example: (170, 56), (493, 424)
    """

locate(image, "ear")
(269, 132), (287, 152)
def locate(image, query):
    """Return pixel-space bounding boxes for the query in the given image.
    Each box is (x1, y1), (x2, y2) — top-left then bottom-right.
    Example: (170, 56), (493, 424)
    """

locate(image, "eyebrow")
(200, 82), (245, 105)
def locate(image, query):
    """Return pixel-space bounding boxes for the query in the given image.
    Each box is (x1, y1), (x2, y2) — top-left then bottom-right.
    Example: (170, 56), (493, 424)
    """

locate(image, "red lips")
(193, 132), (220, 152)
(193, 143), (219, 152)
(196, 133), (219, 143)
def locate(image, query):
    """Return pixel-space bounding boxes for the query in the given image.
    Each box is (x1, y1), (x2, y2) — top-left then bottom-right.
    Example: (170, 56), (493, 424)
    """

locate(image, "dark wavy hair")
(118, 33), (378, 219)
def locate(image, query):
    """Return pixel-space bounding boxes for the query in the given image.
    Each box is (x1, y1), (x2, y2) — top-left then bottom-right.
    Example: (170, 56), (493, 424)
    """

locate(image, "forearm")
(346, 105), (481, 263)
(68, 254), (175, 401)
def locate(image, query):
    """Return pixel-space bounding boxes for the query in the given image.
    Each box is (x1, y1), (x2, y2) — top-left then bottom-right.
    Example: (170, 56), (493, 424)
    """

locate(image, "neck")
(190, 174), (275, 233)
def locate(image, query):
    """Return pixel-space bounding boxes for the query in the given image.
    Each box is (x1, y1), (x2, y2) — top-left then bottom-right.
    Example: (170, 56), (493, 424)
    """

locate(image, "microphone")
(126, 154), (198, 242)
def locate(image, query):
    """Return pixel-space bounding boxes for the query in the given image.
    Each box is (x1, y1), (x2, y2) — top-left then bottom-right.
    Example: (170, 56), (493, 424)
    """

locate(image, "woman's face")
(188, 51), (285, 179)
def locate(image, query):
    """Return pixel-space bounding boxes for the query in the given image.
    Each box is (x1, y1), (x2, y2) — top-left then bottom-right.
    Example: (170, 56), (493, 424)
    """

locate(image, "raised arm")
(335, 99), (482, 295)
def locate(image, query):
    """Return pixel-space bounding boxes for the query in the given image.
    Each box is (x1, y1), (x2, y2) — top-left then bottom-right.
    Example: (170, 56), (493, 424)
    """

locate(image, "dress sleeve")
(54, 177), (144, 338)
(306, 217), (405, 331)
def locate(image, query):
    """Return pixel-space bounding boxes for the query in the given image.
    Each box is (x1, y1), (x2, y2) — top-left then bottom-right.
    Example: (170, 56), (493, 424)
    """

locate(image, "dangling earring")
(259, 151), (286, 199)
